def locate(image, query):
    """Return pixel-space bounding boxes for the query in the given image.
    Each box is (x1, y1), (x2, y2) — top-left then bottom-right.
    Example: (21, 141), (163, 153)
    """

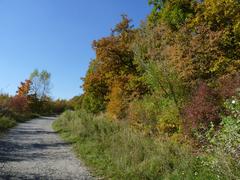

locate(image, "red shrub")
(218, 73), (240, 99)
(9, 96), (29, 113)
(183, 82), (221, 135)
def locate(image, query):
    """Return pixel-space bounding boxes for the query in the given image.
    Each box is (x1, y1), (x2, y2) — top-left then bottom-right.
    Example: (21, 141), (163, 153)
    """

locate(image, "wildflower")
(232, 100), (236, 104)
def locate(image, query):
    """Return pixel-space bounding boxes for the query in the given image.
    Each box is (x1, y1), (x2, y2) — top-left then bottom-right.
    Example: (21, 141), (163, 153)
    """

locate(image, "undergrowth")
(53, 110), (225, 180)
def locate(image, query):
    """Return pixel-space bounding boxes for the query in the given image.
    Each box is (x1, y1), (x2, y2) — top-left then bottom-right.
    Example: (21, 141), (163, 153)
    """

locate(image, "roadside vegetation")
(54, 0), (240, 179)
(0, 69), (69, 134)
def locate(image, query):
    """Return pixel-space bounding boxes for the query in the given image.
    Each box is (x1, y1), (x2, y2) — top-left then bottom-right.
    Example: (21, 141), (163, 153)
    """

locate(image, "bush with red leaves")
(183, 82), (221, 136)
(218, 73), (240, 99)
(9, 96), (29, 113)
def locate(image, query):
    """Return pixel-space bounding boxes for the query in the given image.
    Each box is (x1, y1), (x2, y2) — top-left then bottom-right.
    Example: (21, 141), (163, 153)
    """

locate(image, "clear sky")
(0, 0), (151, 99)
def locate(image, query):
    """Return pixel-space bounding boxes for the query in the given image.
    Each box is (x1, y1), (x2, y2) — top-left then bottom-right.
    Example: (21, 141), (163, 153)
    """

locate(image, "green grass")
(0, 116), (16, 133)
(0, 113), (40, 137)
(53, 110), (221, 180)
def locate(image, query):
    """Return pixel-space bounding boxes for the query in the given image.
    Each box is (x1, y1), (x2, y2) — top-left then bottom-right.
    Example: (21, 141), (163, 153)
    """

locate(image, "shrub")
(52, 99), (68, 114)
(204, 93), (240, 179)
(8, 96), (29, 113)
(68, 95), (83, 110)
(128, 95), (180, 136)
(53, 110), (220, 179)
(183, 82), (221, 136)
(0, 94), (10, 115)
(218, 73), (240, 99)
(157, 102), (180, 134)
(128, 96), (160, 135)
(82, 93), (106, 114)
(0, 116), (16, 131)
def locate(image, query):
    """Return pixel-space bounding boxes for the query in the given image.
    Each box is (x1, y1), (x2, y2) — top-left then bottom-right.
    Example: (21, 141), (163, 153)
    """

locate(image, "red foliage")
(183, 82), (221, 135)
(218, 73), (240, 99)
(9, 96), (29, 113)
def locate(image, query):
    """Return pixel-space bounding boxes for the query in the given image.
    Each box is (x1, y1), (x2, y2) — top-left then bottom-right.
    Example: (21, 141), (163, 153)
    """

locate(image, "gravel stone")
(0, 117), (93, 180)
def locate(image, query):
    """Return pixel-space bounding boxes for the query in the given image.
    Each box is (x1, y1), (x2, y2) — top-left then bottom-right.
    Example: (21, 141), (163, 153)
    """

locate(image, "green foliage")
(82, 92), (106, 114)
(128, 95), (180, 135)
(54, 110), (221, 179)
(0, 94), (10, 115)
(208, 93), (240, 157)
(68, 95), (83, 110)
(0, 116), (16, 132)
(202, 94), (240, 179)
(195, 0), (240, 30)
(148, 0), (195, 30)
(145, 62), (184, 108)
(79, 0), (240, 139)
(161, 0), (195, 30)
(148, 0), (166, 25)
(128, 96), (161, 135)
(51, 1), (240, 179)
(187, 0), (240, 81)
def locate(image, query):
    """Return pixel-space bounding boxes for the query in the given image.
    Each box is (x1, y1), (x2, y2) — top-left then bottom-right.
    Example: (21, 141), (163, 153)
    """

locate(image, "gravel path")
(0, 117), (93, 180)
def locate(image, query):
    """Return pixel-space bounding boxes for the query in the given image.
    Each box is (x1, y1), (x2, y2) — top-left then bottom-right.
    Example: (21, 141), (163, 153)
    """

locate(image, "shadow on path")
(0, 117), (92, 179)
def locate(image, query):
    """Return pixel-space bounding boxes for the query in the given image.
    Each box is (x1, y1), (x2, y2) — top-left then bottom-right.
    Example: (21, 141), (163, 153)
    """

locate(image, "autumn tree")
(82, 15), (147, 117)
(82, 59), (109, 113)
(80, 0), (240, 137)
(173, 0), (240, 85)
(9, 79), (32, 113)
(16, 79), (31, 97)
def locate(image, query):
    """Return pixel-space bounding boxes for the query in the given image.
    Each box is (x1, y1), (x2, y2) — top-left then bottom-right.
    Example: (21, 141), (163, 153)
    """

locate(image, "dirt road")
(0, 117), (92, 180)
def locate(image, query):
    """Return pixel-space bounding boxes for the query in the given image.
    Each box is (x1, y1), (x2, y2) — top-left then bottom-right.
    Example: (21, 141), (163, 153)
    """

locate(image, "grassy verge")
(0, 116), (16, 136)
(0, 113), (40, 137)
(53, 110), (221, 180)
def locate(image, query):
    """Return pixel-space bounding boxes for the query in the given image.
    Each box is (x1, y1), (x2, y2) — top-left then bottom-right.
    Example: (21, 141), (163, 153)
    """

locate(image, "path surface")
(0, 117), (92, 180)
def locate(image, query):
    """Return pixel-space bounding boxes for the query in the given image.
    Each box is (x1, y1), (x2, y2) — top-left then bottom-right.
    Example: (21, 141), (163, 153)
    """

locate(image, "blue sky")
(0, 0), (151, 99)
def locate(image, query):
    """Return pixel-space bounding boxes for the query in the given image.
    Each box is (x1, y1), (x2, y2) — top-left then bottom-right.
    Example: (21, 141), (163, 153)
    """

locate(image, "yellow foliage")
(106, 83), (126, 120)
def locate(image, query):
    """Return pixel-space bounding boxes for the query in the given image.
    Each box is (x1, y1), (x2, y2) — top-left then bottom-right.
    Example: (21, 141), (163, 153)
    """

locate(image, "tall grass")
(53, 110), (219, 179)
(0, 116), (16, 133)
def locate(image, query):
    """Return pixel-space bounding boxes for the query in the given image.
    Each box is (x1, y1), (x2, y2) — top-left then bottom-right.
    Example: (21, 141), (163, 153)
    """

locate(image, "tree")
(29, 69), (51, 100)
(68, 95), (84, 110)
(16, 79), (31, 97)
(82, 15), (145, 115)
(133, 23), (186, 110)
(148, 0), (166, 25)
(148, 0), (195, 30)
(111, 14), (134, 35)
(26, 69), (52, 114)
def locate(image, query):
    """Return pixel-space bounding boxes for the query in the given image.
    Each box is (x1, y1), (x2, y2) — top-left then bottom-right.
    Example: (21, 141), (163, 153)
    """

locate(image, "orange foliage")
(106, 82), (125, 120)
(16, 80), (31, 97)
(82, 16), (147, 114)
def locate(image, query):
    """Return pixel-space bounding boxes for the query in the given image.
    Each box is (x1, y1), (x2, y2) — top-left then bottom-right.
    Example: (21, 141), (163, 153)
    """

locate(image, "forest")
(1, 0), (239, 179)
(54, 0), (240, 179)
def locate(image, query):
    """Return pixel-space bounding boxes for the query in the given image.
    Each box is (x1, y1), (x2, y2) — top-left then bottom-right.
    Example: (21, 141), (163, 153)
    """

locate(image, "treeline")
(71, 0), (240, 143)
(0, 69), (69, 132)
(56, 0), (239, 178)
